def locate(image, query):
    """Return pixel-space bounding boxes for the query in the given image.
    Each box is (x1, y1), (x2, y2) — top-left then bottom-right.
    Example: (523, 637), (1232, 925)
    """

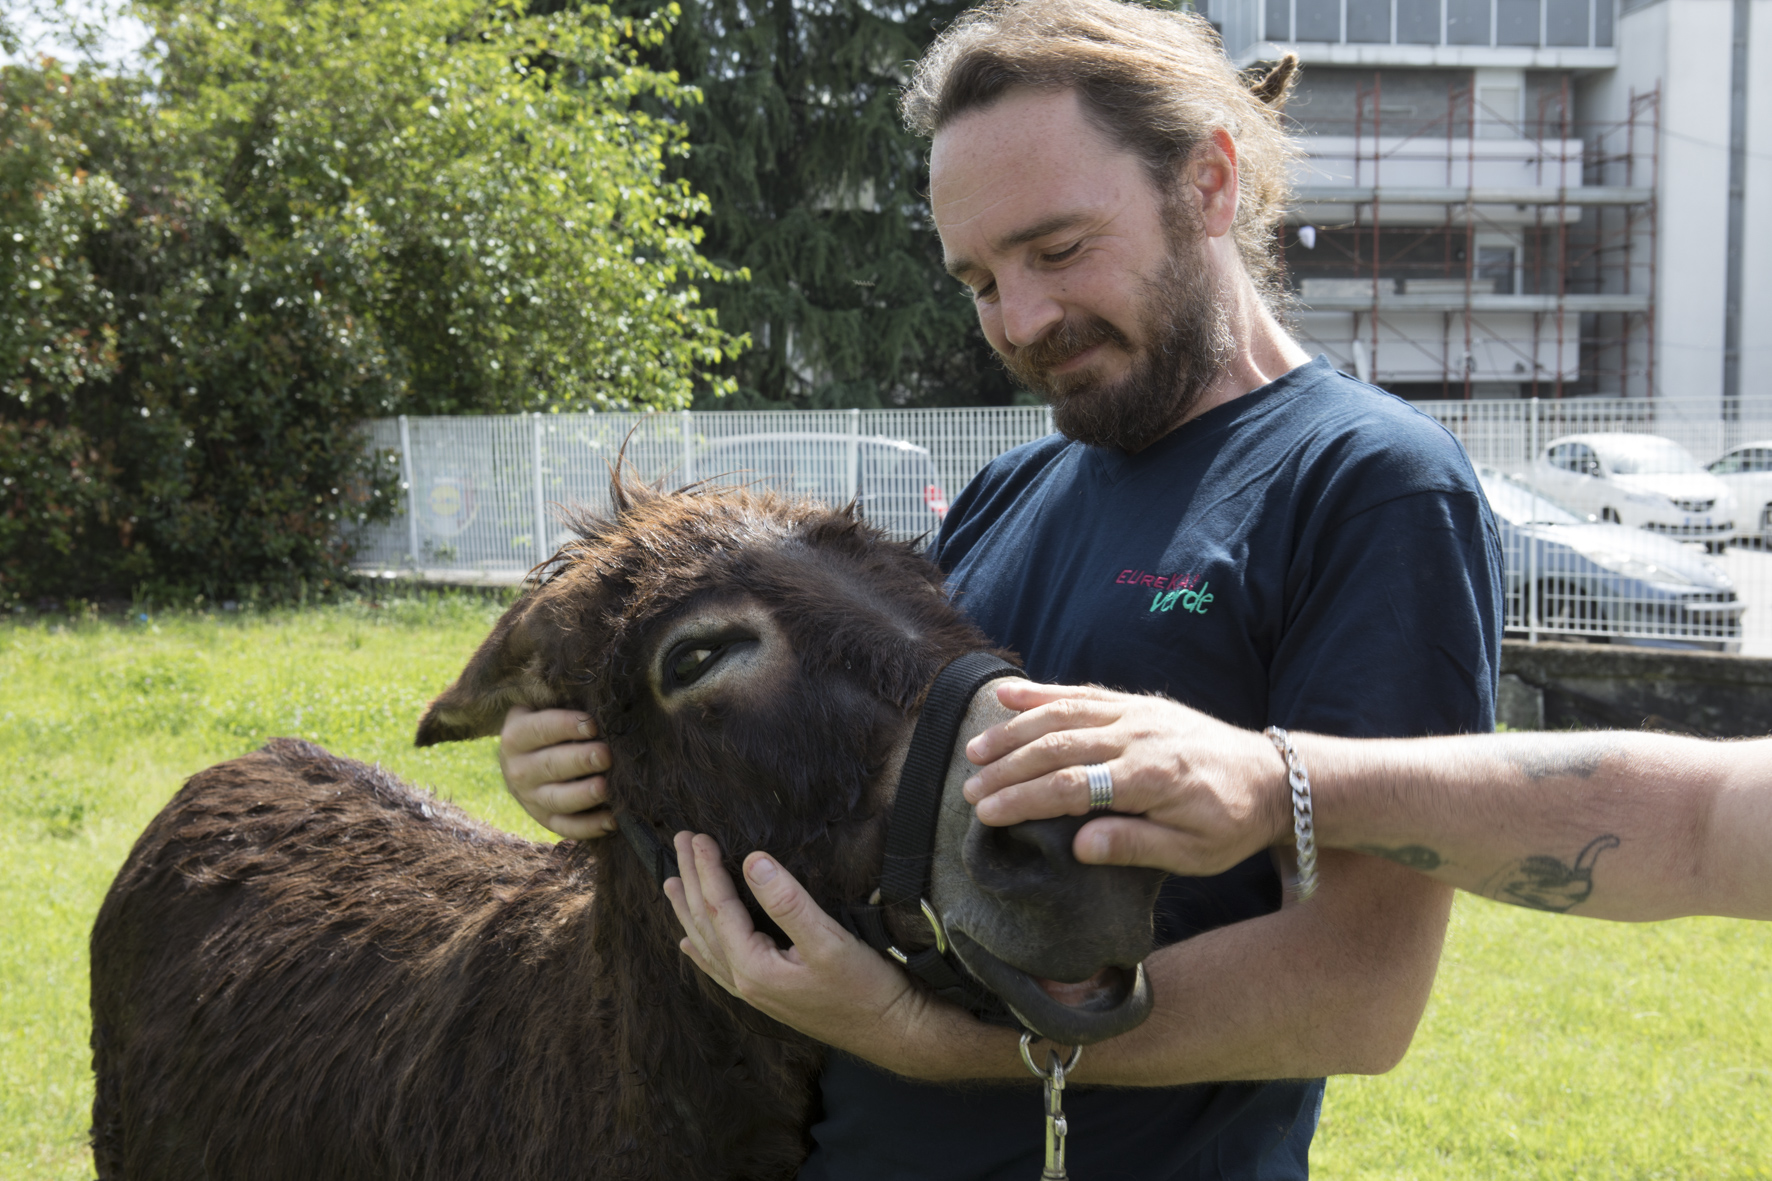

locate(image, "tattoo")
(1488, 834), (1621, 913)
(1354, 844), (1443, 871)
(1511, 739), (1611, 782)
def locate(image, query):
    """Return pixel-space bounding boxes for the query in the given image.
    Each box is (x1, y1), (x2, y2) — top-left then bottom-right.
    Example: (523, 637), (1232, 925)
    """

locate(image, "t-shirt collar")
(1071, 355), (1338, 480)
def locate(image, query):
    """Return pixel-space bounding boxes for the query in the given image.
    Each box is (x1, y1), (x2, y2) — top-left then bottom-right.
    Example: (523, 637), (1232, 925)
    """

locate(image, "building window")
(1447, 0), (1491, 44)
(1348, 0), (1394, 42)
(1265, 0), (1292, 41)
(1397, 0), (1443, 41)
(1477, 246), (1518, 294)
(1547, 0), (1589, 44)
(1297, 0), (1343, 42)
(1497, 0), (1541, 44)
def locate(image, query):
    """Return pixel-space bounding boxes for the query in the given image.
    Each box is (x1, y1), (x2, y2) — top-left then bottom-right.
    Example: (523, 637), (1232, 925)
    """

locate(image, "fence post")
(681, 409), (695, 486)
(846, 407), (861, 505)
(532, 414), (548, 570)
(398, 414), (420, 570)
(1527, 398), (1539, 644)
(1043, 405), (1054, 437)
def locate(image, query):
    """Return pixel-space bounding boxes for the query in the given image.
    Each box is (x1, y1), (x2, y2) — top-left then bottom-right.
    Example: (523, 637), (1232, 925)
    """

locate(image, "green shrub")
(1, 1), (742, 603)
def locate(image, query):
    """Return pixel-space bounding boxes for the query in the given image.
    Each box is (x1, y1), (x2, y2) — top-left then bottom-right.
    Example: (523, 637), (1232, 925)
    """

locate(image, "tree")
(602, 0), (1021, 410)
(1, 0), (741, 603)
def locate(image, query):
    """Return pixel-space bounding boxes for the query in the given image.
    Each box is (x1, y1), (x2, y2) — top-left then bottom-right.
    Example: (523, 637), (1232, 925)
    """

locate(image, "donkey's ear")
(416, 590), (563, 746)
(1248, 52), (1299, 110)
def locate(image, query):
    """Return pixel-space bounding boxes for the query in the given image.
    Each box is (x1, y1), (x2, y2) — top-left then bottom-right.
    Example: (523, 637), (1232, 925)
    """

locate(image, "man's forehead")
(930, 89), (1151, 267)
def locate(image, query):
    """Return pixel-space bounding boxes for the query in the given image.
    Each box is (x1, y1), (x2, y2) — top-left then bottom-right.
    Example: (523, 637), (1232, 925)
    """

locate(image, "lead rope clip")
(1020, 1032), (1081, 1180)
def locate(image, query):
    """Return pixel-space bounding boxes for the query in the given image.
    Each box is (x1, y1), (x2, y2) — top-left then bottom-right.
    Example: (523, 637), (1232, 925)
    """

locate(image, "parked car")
(1478, 466), (1743, 651)
(691, 432), (950, 541)
(1705, 439), (1772, 544)
(1532, 433), (1736, 542)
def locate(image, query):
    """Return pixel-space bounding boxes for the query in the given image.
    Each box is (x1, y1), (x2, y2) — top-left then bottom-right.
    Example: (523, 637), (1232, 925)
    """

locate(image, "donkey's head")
(416, 478), (1160, 1044)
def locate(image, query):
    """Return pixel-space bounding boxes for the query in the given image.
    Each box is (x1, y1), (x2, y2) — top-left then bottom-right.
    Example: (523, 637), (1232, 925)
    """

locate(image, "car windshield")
(1594, 436), (1704, 475)
(1478, 470), (1585, 525)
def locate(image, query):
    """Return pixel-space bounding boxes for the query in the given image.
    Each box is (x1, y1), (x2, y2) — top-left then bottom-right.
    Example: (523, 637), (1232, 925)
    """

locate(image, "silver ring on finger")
(1084, 763), (1114, 812)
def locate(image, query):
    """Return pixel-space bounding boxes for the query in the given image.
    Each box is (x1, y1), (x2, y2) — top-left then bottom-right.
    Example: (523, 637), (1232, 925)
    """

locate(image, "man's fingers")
(966, 693), (1121, 766)
(528, 777), (609, 817)
(974, 759), (1173, 826)
(992, 681), (1124, 712)
(964, 699), (1123, 781)
(501, 706), (597, 756)
(669, 833), (735, 982)
(1073, 815), (1247, 877)
(740, 851), (850, 957)
(542, 807), (617, 841)
(964, 721), (1128, 807)
(516, 740), (611, 790)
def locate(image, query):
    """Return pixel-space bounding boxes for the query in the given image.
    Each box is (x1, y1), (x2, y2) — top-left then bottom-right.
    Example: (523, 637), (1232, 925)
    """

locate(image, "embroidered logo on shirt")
(1114, 568), (1213, 616)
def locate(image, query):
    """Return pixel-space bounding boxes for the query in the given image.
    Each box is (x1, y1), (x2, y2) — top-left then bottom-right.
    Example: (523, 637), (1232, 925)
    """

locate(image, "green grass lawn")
(3, 597), (1768, 1178)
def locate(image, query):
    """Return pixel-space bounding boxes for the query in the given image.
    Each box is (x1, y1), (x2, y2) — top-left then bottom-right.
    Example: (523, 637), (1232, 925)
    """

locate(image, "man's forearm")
(1298, 731), (1772, 921)
(870, 851), (1452, 1086)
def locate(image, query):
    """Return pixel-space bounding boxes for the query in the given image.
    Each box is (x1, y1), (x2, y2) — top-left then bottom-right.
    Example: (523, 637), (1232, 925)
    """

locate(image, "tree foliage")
(609, 0), (1019, 410)
(2, 1), (741, 603)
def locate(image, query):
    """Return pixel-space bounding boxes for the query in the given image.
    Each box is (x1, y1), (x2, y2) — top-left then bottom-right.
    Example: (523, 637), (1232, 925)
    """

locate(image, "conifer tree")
(599, 0), (1022, 409)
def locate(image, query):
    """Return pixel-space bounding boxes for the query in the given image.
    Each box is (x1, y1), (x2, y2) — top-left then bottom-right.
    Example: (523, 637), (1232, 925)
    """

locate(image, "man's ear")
(416, 589), (564, 746)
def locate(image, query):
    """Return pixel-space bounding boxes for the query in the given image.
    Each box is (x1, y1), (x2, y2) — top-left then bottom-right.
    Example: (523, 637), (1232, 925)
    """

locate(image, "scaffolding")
(1285, 77), (1660, 399)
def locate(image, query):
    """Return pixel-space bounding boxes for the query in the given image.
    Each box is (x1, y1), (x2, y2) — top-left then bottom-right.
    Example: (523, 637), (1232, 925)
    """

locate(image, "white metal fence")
(348, 406), (1053, 577)
(350, 397), (1772, 654)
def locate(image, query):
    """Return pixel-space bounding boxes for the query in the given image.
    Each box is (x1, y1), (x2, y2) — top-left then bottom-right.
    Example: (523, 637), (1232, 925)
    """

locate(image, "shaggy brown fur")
(90, 480), (1000, 1180)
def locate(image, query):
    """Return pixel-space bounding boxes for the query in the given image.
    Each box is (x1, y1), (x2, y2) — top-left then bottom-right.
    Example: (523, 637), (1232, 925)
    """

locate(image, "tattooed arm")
(962, 683), (1772, 922)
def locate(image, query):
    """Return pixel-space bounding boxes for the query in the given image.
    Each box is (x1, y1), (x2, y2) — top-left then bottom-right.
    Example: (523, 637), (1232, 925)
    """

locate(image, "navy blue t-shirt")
(800, 358), (1503, 1181)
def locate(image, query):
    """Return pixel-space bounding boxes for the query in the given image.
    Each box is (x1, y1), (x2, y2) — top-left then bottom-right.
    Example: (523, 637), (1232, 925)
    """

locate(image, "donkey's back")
(89, 738), (602, 1181)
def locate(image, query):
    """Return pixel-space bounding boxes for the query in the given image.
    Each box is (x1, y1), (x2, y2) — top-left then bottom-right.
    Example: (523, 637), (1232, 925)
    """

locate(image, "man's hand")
(664, 832), (1006, 1078)
(498, 705), (615, 839)
(665, 833), (924, 1056)
(962, 682), (1291, 876)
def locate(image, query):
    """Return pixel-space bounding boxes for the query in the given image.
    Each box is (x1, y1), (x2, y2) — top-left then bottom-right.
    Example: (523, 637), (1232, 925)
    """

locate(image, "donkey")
(89, 477), (1163, 1180)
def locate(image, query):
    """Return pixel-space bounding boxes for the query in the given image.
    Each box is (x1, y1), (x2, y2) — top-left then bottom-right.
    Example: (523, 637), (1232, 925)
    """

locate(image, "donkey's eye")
(659, 627), (761, 695)
(674, 647), (716, 682)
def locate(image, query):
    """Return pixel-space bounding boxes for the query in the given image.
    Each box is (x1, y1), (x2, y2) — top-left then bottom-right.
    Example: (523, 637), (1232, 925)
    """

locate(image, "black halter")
(615, 650), (1026, 1028)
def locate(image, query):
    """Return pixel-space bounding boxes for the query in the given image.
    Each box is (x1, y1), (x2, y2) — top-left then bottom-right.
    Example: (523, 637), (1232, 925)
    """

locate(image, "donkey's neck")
(549, 854), (824, 1179)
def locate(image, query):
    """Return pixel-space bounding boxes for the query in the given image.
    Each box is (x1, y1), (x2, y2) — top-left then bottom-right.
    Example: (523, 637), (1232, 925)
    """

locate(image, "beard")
(1000, 230), (1235, 453)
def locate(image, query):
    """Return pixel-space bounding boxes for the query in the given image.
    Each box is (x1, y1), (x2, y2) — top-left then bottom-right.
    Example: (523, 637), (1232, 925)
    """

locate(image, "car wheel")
(1600, 506), (1621, 524)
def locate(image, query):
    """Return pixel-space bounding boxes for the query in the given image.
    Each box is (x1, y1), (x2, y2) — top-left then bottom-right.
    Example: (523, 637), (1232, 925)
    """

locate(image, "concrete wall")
(1500, 639), (1772, 734)
(1581, 0), (1772, 404)
(1743, 0), (1772, 389)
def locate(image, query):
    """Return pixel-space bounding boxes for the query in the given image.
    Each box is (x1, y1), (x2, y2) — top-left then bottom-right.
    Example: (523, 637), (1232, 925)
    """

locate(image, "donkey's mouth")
(1034, 966), (1129, 1008)
(946, 929), (1153, 1046)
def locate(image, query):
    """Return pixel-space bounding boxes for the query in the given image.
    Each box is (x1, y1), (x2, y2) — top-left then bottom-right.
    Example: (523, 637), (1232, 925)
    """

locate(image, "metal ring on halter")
(885, 898), (950, 965)
(1084, 763), (1114, 812)
(1019, 1031), (1083, 1079)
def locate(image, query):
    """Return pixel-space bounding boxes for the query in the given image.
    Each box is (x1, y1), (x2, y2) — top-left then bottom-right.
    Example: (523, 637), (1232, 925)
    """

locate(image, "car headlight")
(1574, 550), (1699, 586)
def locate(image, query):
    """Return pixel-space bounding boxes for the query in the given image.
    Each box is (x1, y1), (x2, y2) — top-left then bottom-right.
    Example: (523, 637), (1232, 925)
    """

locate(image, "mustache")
(1003, 316), (1132, 388)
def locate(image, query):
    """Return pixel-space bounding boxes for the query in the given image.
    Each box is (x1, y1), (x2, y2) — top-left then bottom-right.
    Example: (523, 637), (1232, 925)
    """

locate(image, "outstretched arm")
(666, 829), (1447, 1086)
(964, 682), (1772, 922)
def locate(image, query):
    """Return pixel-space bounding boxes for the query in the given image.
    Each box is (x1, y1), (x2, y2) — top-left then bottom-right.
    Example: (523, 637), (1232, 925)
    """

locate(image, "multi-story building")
(1207, 0), (1772, 407)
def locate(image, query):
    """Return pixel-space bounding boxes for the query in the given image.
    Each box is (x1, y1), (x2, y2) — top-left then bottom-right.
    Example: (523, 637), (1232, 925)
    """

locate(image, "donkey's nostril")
(962, 815), (1083, 899)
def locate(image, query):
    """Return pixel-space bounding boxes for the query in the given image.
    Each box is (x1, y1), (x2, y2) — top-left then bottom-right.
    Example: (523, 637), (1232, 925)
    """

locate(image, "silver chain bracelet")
(1262, 726), (1319, 901)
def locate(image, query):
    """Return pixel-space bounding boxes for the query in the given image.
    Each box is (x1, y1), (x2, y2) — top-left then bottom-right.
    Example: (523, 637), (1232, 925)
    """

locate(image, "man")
(501, 1), (1503, 1176)
(959, 683), (1772, 922)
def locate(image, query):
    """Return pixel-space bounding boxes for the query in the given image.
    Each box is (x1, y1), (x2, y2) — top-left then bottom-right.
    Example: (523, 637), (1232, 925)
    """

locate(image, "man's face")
(930, 88), (1231, 451)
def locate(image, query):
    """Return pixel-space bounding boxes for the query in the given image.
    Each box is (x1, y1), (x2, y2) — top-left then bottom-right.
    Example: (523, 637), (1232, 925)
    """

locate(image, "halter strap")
(840, 651), (1025, 1027)
(617, 811), (675, 888)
